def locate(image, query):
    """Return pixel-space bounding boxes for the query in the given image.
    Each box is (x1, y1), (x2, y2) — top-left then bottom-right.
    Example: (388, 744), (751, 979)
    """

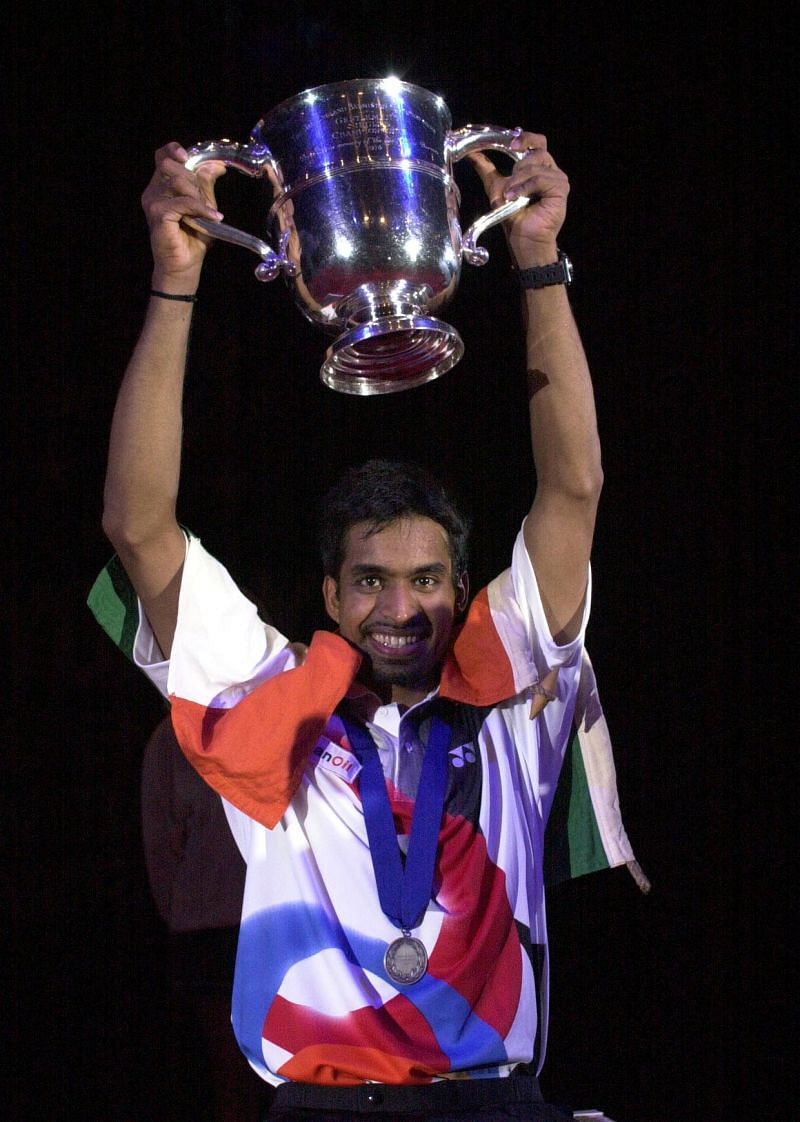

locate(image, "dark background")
(7, 3), (794, 1120)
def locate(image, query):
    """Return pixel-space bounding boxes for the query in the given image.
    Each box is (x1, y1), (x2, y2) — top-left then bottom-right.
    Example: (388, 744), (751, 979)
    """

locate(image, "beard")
(359, 644), (441, 693)
(370, 660), (430, 689)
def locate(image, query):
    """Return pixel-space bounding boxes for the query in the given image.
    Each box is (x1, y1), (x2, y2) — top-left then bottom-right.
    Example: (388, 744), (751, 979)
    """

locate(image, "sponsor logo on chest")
(449, 742), (478, 768)
(311, 739), (362, 782)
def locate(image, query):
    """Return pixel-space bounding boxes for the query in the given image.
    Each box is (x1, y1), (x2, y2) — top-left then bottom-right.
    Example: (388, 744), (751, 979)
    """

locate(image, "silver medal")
(384, 935), (428, 985)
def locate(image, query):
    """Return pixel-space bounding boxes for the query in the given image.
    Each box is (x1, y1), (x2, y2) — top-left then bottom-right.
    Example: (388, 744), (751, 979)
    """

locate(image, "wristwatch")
(517, 250), (573, 289)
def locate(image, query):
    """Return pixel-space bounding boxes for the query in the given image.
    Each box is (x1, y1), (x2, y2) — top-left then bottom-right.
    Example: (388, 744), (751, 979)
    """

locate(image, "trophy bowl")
(185, 78), (530, 394)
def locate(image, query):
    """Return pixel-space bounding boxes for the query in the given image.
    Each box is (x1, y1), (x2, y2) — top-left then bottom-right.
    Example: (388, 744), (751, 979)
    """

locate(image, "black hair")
(319, 459), (470, 586)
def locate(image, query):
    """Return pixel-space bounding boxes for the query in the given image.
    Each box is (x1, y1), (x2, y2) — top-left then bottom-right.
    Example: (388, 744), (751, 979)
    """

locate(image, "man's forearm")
(518, 280), (602, 643)
(523, 283), (603, 501)
(102, 294), (195, 547)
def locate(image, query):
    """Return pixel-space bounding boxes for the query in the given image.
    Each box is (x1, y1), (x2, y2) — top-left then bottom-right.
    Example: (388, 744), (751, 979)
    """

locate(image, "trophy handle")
(446, 126), (532, 266)
(183, 139), (298, 281)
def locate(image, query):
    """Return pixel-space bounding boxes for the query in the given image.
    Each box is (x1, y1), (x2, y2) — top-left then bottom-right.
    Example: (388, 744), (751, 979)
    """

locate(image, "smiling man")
(321, 479), (470, 705)
(89, 128), (641, 1122)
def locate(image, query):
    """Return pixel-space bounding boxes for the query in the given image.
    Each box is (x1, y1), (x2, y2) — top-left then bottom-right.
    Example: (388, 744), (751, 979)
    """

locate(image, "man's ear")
(455, 572), (470, 616)
(322, 575), (340, 624)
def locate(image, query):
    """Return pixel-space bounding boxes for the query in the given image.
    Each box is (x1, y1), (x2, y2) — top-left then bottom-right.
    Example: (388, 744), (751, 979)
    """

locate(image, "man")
(90, 131), (641, 1120)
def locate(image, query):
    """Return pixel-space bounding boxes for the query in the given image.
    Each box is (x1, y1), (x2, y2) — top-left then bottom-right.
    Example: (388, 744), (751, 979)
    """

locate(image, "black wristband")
(150, 289), (198, 303)
(517, 250), (573, 290)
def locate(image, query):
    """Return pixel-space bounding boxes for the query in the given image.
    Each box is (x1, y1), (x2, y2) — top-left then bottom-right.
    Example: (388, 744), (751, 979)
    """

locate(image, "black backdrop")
(7, 4), (794, 1120)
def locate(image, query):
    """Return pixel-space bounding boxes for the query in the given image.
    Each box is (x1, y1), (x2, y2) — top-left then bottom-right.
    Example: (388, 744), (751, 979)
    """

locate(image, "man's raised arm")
(102, 143), (225, 657)
(471, 134), (603, 645)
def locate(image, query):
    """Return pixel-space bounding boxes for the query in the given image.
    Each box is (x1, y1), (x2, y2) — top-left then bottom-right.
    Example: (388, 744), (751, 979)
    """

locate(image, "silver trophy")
(185, 78), (531, 394)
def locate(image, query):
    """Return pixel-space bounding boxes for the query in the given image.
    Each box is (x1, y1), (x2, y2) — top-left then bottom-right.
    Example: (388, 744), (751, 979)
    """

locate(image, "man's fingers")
(467, 151), (506, 208)
(467, 151), (499, 181)
(195, 162), (226, 208)
(143, 155), (225, 219)
(150, 141), (226, 201)
(469, 140), (561, 209)
(504, 165), (569, 204)
(153, 141), (189, 165)
(511, 131), (549, 154)
(288, 641), (309, 666)
(145, 193), (223, 230)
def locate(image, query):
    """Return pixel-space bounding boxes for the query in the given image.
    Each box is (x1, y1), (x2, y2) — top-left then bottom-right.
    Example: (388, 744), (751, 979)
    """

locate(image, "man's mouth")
(364, 628), (428, 652)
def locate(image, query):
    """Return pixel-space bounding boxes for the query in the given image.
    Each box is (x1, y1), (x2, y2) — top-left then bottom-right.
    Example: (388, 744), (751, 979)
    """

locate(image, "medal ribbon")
(341, 713), (451, 932)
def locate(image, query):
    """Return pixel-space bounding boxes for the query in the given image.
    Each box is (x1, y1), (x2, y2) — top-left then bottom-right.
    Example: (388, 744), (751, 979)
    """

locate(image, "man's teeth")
(371, 633), (420, 648)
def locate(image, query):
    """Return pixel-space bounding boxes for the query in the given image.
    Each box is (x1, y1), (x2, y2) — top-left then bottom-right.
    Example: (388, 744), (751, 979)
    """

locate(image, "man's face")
(322, 516), (468, 705)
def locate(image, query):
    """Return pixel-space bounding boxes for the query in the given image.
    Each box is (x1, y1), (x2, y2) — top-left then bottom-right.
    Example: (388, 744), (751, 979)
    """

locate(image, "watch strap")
(517, 250), (573, 289)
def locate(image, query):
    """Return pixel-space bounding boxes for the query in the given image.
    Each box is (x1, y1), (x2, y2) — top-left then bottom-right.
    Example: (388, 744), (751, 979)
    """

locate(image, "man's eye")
(358, 576), (381, 589)
(414, 576), (437, 588)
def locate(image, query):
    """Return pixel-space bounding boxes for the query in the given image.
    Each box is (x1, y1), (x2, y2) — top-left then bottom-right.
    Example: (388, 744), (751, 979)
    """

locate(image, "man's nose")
(378, 583), (418, 623)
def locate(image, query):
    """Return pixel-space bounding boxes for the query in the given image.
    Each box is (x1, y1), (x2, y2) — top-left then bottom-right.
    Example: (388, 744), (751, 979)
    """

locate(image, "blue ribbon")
(341, 713), (451, 932)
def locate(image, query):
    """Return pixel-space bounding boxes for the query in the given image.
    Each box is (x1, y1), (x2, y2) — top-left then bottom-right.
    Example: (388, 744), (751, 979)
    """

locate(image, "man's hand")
(141, 142), (227, 288)
(468, 131), (569, 266)
(288, 642), (309, 666)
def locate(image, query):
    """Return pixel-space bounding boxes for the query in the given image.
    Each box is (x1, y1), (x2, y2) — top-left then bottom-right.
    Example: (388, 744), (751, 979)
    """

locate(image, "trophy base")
(320, 315), (464, 395)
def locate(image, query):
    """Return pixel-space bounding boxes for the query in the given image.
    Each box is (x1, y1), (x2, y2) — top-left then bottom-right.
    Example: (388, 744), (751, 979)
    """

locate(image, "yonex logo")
(449, 743), (477, 768)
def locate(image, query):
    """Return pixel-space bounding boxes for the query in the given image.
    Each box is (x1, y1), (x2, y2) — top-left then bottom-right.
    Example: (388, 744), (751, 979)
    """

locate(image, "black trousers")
(263, 1075), (573, 1121)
